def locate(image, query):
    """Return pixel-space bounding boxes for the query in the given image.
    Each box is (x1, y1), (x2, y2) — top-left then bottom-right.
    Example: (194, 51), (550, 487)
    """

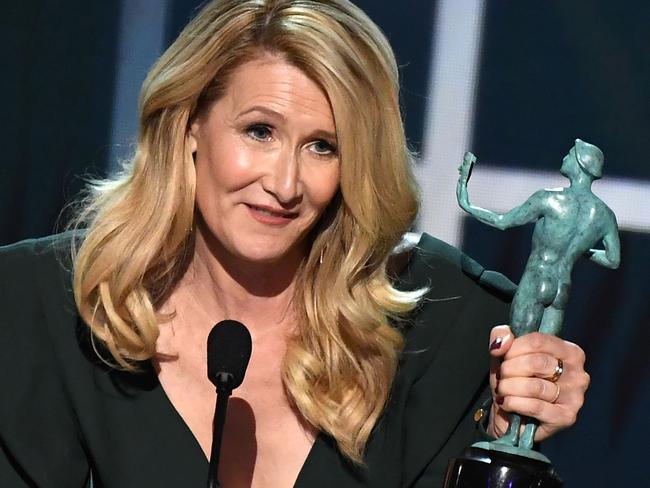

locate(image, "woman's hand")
(486, 325), (590, 442)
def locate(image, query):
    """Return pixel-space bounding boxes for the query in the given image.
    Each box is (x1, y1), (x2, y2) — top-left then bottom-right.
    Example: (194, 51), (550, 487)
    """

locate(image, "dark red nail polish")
(490, 337), (503, 350)
(496, 396), (504, 405)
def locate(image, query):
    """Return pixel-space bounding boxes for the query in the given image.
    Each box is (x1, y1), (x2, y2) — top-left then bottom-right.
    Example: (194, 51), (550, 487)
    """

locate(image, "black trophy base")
(444, 446), (563, 488)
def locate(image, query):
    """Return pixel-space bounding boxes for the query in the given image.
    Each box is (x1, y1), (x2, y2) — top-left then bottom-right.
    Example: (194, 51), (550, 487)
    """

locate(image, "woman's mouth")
(246, 204), (298, 225)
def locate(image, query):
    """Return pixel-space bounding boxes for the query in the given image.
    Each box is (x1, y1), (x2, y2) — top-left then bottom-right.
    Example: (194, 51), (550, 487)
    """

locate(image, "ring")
(546, 358), (564, 383)
(551, 383), (561, 404)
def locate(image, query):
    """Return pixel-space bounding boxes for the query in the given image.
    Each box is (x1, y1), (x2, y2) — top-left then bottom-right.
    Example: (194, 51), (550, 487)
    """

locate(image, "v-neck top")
(0, 233), (514, 488)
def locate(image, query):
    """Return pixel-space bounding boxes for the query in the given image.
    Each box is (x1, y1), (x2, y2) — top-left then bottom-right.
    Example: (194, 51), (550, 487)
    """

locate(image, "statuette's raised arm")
(457, 152), (545, 231)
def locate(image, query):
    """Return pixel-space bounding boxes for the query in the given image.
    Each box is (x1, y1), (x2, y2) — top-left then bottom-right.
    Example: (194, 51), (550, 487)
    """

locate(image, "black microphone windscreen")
(207, 320), (252, 390)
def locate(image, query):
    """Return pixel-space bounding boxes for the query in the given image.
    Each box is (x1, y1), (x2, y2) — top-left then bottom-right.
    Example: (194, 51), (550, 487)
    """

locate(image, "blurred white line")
(417, 0), (486, 246)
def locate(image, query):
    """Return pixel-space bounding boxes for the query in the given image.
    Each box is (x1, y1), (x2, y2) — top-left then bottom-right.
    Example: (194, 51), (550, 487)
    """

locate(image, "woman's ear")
(187, 121), (199, 154)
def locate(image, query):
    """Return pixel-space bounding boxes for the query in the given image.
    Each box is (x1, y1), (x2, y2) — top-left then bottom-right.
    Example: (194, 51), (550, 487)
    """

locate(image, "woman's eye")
(310, 140), (337, 156)
(246, 124), (272, 141)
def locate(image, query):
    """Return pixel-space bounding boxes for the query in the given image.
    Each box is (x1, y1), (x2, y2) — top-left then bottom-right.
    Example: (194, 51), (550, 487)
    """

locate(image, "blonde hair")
(73, 0), (423, 463)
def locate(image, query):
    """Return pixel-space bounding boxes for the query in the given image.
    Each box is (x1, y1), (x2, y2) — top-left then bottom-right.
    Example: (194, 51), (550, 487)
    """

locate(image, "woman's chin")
(246, 251), (300, 267)
(230, 242), (305, 267)
(195, 224), (309, 269)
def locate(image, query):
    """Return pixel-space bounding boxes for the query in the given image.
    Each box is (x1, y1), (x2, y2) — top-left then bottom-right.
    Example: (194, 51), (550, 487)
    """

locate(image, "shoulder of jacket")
(393, 232), (516, 300)
(0, 231), (78, 281)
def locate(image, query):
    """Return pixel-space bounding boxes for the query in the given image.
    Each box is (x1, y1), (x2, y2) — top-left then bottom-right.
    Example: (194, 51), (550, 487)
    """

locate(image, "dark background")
(2, 1), (648, 485)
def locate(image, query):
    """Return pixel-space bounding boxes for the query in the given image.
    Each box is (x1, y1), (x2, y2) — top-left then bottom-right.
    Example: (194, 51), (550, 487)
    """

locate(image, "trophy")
(445, 139), (621, 487)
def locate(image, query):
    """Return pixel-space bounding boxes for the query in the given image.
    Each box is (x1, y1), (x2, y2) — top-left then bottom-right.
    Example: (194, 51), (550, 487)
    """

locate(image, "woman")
(0, 1), (589, 487)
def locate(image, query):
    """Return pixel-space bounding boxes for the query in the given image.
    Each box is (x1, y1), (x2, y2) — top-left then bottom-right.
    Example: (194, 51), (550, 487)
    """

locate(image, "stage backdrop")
(2, 1), (648, 485)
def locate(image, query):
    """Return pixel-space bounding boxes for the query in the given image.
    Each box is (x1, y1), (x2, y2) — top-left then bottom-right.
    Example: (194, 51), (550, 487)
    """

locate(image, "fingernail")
(496, 396), (504, 405)
(489, 337), (502, 350)
(489, 334), (511, 351)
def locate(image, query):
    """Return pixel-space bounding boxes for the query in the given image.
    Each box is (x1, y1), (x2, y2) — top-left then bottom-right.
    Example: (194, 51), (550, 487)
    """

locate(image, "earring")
(319, 248), (324, 265)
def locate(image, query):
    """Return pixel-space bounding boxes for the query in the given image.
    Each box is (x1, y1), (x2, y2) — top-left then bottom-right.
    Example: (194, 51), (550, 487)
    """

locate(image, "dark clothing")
(0, 233), (512, 487)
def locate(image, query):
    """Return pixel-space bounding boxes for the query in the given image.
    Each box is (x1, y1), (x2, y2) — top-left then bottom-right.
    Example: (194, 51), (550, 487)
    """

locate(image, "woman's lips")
(246, 204), (298, 225)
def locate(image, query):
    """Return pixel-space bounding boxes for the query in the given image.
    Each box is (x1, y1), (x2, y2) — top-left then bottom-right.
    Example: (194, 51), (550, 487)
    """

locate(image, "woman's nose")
(263, 148), (302, 206)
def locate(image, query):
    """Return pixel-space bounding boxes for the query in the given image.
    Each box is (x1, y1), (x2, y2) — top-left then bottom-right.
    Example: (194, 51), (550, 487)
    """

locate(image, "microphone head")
(207, 320), (252, 391)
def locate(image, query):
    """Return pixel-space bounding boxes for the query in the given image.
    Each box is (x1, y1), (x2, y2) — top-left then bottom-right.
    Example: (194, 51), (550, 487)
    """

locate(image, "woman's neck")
(168, 228), (304, 340)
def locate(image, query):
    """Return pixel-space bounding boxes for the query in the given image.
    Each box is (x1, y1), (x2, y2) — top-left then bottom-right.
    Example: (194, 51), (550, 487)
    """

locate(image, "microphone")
(206, 320), (252, 488)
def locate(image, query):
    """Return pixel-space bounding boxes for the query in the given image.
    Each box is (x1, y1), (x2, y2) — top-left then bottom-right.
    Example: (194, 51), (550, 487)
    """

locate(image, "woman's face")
(188, 54), (340, 265)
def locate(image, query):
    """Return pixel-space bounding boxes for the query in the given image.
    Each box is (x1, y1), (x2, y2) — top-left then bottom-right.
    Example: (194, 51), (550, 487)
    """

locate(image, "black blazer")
(0, 233), (513, 487)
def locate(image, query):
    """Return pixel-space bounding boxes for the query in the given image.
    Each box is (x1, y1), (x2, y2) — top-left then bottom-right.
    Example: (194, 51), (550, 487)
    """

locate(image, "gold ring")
(546, 358), (564, 383)
(551, 383), (561, 404)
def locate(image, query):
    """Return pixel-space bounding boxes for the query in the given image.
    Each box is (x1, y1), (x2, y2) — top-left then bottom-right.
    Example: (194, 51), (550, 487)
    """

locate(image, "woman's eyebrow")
(237, 105), (286, 122)
(237, 105), (337, 141)
(307, 129), (338, 144)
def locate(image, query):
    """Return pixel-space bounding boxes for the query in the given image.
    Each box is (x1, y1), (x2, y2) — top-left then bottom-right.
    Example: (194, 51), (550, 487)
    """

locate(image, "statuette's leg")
(519, 420), (538, 449)
(538, 306), (564, 336)
(494, 413), (521, 446)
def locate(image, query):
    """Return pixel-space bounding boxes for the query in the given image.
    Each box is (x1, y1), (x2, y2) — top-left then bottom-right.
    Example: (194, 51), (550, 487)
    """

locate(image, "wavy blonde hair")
(73, 0), (423, 463)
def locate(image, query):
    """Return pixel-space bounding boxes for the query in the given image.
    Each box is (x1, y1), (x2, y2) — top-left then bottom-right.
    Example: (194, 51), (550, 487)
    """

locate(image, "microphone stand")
(205, 320), (252, 488)
(207, 372), (234, 488)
